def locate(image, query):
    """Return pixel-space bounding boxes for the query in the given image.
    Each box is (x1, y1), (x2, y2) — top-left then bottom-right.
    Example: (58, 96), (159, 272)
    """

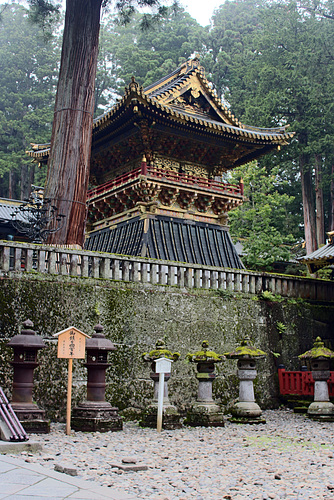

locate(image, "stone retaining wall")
(0, 273), (333, 420)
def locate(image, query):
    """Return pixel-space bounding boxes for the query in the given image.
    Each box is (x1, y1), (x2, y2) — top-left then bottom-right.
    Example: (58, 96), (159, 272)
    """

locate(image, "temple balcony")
(87, 163), (244, 226)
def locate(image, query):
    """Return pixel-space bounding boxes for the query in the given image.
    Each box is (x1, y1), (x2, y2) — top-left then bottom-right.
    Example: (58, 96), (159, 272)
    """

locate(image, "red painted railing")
(87, 164), (243, 200)
(88, 167), (142, 199)
(278, 367), (334, 397)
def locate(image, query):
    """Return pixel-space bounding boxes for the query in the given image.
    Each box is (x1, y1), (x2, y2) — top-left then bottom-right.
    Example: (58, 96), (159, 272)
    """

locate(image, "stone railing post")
(184, 268), (192, 288)
(141, 262), (148, 283)
(81, 255), (89, 277)
(202, 270), (209, 289)
(150, 263), (158, 285)
(167, 265), (174, 285)
(48, 251), (57, 274)
(112, 259), (120, 280)
(14, 247), (22, 272)
(194, 268), (201, 288)
(26, 249), (33, 271)
(100, 257), (110, 279)
(177, 266), (185, 287)
(131, 261), (140, 282)
(122, 260), (130, 281)
(1, 246), (10, 272)
(70, 254), (79, 277)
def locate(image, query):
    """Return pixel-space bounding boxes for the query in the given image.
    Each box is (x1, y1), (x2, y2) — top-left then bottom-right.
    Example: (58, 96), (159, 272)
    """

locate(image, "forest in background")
(0, 1), (333, 271)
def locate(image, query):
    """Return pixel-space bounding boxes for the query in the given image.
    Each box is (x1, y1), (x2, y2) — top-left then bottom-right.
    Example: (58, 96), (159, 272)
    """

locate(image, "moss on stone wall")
(0, 274), (333, 419)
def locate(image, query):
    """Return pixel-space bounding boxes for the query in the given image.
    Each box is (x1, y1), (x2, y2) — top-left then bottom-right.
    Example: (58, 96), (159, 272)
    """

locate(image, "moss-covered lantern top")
(142, 339), (180, 363)
(186, 341), (224, 364)
(225, 338), (266, 359)
(299, 337), (334, 360)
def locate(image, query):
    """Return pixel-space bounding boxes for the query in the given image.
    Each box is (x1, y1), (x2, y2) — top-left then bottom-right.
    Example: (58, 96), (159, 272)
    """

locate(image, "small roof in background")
(0, 198), (25, 223)
(299, 232), (334, 272)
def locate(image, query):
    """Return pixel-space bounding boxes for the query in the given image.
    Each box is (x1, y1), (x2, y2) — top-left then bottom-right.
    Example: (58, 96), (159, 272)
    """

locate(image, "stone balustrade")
(0, 240), (333, 301)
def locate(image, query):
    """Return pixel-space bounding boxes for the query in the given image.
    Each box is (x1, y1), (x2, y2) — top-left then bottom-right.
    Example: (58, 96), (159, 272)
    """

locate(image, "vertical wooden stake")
(66, 358), (73, 436)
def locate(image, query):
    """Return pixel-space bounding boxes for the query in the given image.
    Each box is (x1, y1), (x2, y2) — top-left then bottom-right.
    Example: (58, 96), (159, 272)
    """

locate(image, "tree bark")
(20, 165), (32, 201)
(300, 153), (317, 255)
(45, 0), (102, 246)
(8, 170), (16, 199)
(314, 154), (325, 246)
(330, 164), (334, 232)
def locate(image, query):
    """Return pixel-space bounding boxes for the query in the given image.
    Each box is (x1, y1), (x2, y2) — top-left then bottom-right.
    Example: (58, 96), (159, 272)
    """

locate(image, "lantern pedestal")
(230, 360), (265, 424)
(140, 341), (181, 430)
(308, 362), (334, 421)
(225, 340), (266, 425)
(140, 371), (182, 430)
(299, 338), (334, 422)
(9, 403), (49, 434)
(185, 364), (224, 427)
(71, 401), (122, 432)
(8, 320), (49, 433)
(71, 324), (122, 432)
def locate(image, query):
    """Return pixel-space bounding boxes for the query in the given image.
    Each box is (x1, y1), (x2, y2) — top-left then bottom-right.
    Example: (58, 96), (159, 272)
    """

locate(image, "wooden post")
(66, 358), (73, 436)
(53, 326), (90, 436)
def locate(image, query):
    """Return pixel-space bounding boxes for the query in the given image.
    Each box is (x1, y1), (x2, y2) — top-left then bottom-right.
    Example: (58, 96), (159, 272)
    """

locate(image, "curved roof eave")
(93, 92), (294, 145)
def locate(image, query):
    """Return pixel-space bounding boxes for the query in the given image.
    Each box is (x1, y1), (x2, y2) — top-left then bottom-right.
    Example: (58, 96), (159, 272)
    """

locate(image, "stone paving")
(2, 409), (334, 500)
(0, 454), (139, 499)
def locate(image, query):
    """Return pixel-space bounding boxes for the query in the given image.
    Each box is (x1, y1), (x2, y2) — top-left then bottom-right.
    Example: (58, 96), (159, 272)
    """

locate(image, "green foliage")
(0, 4), (61, 197)
(316, 266), (334, 281)
(207, 0), (334, 251)
(276, 321), (287, 335)
(259, 291), (276, 302)
(229, 162), (296, 271)
(94, 6), (205, 114)
(3, 0), (333, 252)
(216, 289), (234, 300)
(27, 0), (61, 38)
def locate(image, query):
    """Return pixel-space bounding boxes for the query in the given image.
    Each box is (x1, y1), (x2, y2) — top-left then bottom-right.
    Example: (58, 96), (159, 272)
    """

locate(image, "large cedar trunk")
(45, 0), (102, 246)
(330, 164), (334, 232)
(314, 154), (325, 246)
(300, 154), (317, 255)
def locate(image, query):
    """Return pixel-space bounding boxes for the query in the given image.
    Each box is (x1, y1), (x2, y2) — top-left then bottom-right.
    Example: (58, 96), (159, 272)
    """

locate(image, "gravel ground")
(13, 409), (334, 500)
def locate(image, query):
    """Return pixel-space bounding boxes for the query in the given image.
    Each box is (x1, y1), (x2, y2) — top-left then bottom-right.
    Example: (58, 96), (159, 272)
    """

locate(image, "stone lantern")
(7, 319), (49, 433)
(225, 338), (266, 424)
(299, 337), (334, 421)
(140, 339), (181, 429)
(71, 324), (123, 432)
(184, 340), (225, 427)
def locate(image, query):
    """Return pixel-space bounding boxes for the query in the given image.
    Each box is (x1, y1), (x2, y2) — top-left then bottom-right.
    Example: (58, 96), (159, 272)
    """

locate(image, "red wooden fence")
(278, 367), (334, 397)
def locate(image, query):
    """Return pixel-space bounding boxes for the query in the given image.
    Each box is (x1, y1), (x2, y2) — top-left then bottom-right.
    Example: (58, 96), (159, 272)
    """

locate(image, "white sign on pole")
(155, 357), (172, 374)
(155, 357), (172, 432)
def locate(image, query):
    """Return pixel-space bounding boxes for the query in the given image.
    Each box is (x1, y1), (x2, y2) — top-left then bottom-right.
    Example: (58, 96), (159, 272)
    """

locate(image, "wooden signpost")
(53, 327), (90, 435)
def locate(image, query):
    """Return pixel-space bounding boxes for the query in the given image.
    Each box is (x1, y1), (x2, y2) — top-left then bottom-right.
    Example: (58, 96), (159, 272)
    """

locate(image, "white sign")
(155, 357), (172, 374)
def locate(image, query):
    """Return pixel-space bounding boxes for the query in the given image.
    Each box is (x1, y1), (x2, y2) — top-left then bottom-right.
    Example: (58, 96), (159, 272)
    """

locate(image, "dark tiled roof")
(0, 199), (25, 223)
(299, 243), (334, 269)
(86, 218), (144, 256)
(85, 216), (244, 269)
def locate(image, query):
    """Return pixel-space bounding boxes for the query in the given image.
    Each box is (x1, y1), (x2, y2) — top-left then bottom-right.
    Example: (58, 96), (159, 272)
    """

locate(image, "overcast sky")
(0, 0), (224, 26)
(179, 0), (224, 25)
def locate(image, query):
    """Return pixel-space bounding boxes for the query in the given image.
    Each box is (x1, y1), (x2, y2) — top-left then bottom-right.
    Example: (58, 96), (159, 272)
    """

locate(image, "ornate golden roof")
(27, 57), (294, 167)
(93, 58), (293, 144)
